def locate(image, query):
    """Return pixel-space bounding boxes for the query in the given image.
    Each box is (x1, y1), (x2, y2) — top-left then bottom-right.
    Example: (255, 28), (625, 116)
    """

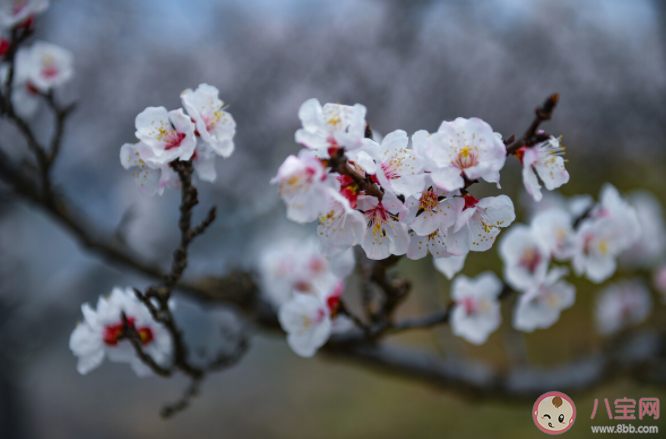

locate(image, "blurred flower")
(191, 141), (217, 182)
(372, 130), (426, 198)
(421, 118), (506, 191)
(295, 98), (369, 152)
(0, 0), (48, 28)
(499, 224), (550, 292)
(119, 142), (172, 196)
(572, 185), (640, 283)
(620, 190), (666, 268)
(21, 40), (73, 92)
(134, 106), (197, 166)
(450, 272), (503, 345)
(531, 207), (575, 261)
(272, 149), (331, 223)
(258, 237), (354, 307)
(69, 287), (173, 376)
(595, 279), (652, 335)
(278, 281), (350, 358)
(518, 135), (569, 202)
(446, 194), (515, 255)
(513, 267), (575, 332)
(181, 83), (236, 158)
(358, 191), (409, 260)
(433, 254), (466, 279)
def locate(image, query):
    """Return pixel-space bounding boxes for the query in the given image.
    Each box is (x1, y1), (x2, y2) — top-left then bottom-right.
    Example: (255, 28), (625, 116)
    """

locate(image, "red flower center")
(103, 317), (154, 347)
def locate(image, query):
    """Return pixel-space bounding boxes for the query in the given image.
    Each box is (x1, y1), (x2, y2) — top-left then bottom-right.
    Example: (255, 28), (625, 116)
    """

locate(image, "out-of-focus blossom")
(499, 224), (550, 292)
(181, 83), (236, 158)
(620, 190), (666, 268)
(295, 99), (369, 152)
(531, 207), (575, 260)
(450, 272), (503, 345)
(272, 150), (330, 223)
(0, 0), (48, 28)
(433, 254), (466, 279)
(135, 106), (197, 166)
(572, 185), (640, 283)
(421, 118), (506, 191)
(358, 192), (409, 260)
(595, 279), (652, 335)
(372, 130), (426, 198)
(446, 194), (515, 255)
(69, 287), (173, 376)
(513, 267), (575, 332)
(518, 136), (569, 202)
(278, 281), (350, 357)
(21, 41), (73, 92)
(119, 142), (172, 196)
(258, 238), (354, 307)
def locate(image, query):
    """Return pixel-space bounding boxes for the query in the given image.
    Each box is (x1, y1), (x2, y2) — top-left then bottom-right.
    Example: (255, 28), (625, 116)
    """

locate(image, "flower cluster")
(259, 238), (355, 357)
(120, 83), (236, 195)
(69, 287), (173, 376)
(272, 99), (555, 267)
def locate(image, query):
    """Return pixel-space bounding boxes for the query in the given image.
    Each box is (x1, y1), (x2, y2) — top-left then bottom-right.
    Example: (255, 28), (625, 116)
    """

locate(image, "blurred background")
(1, 0), (666, 437)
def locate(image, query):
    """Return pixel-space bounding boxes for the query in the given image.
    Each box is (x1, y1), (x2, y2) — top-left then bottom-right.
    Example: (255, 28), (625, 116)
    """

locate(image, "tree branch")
(505, 93), (559, 155)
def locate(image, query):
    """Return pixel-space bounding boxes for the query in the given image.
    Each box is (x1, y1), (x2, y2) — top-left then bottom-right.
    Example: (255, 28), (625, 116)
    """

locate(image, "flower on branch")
(418, 118), (506, 191)
(69, 287), (173, 376)
(518, 135), (569, 202)
(572, 184), (640, 283)
(181, 83), (236, 158)
(278, 281), (351, 357)
(372, 129), (426, 198)
(499, 224), (550, 292)
(359, 191), (409, 260)
(450, 272), (503, 345)
(135, 106), (197, 166)
(295, 98), (369, 153)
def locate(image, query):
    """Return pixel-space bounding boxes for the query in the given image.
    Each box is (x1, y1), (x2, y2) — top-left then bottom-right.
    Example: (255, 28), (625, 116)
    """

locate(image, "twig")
(505, 93), (559, 155)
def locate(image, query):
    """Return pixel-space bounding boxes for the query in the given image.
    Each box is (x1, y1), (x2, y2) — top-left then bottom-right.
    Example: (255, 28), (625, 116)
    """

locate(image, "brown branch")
(505, 93), (559, 155)
(327, 147), (384, 200)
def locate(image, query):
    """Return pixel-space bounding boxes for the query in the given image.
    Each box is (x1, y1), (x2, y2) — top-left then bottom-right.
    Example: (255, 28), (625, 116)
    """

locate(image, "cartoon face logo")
(533, 391), (576, 434)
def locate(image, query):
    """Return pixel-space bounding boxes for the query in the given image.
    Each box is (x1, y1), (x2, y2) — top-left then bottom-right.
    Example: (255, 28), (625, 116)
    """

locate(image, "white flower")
(531, 207), (575, 261)
(0, 0), (48, 28)
(278, 293), (331, 357)
(572, 185), (640, 283)
(403, 178), (463, 236)
(513, 268), (575, 332)
(372, 130), (426, 198)
(295, 98), (369, 151)
(620, 191), (666, 268)
(450, 272), (503, 345)
(181, 83), (236, 158)
(317, 187), (365, 257)
(595, 280), (652, 335)
(433, 254), (466, 279)
(653, 265), (666, 302)
(519, 136), (569, 202)
(407, 228), (452, 260)
(499, 224), (550, 292)
(445, 194), (515, 255)
(258, 238), (354, 307)
(421, 118), (506, 191)
(21, 41), (73, 92)
(192, 141), (217, 182)
(0, 52), (38, 117)
(134, 106), (197, 166)
(358, 191), (409, 260)
(119, 142), (172, 196)
(272, 149), (331, 223)
(69, 287), (173, 376)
